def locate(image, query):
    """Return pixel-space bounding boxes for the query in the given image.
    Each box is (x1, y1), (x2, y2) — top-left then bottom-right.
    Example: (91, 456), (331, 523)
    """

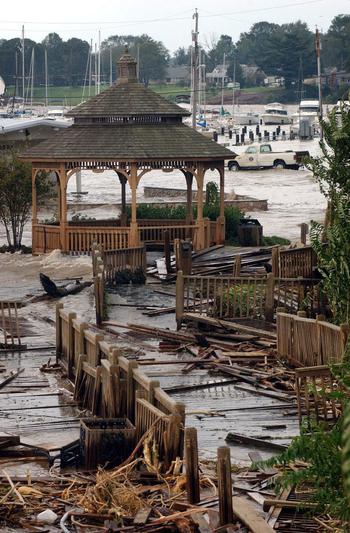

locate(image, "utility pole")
(315, 26), (323, 137)
(22, 25), (25, 107)
(191, 8), (199, 129)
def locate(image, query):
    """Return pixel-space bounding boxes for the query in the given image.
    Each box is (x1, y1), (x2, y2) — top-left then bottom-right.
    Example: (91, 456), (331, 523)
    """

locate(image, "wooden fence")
(272, 245), (318, 278)
(103, 246), (146, 285)
(277, 312), (349, 367)
(0, 301), (22, 349)
(296, 365), (345, 428)
(176, 271), (322, 324)
(56, 303), (185, 469)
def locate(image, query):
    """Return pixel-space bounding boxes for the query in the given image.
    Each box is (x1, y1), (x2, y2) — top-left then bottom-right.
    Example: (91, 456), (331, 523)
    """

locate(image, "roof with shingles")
(21, 123), (234, 161)
(66, 81), (190, 118)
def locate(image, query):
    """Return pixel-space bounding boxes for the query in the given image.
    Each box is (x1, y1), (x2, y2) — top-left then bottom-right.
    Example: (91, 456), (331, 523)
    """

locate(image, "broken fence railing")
(55, 303), (185, 470)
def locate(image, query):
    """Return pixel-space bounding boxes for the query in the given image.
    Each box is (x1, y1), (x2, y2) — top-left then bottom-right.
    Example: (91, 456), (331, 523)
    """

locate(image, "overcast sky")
(1, 0), (350, 52)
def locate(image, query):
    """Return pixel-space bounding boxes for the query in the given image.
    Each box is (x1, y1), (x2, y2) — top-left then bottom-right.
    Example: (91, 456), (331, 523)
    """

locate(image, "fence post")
(67, 311), (77, 380)
(148, 379), (160, 405)
(300, 223), (308, 245)
(127, 360), (138, 422)
(176, 271), (184, 329)
(185, 427), (200, 504)
(340, 323), (350, 351)
(271, 246), (280, 277)
(55, 303), (64, 362)
(217, 446), (233, 526)
(265, 272), (275, 322)
(233, 255), (241, 277)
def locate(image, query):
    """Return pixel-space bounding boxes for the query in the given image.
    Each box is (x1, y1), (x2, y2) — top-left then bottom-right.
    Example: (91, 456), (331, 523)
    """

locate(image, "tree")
(101, 34), (169, 86)
(323, 15), (350, 70)
(307, 103), (350, 324)
(0, 152), (48, 250)
(235, 21), (315, 88)
(173, 47), (190, 65)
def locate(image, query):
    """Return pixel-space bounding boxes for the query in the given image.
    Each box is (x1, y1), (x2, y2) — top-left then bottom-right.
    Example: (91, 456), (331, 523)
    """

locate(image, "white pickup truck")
(228, 144), (309, 171)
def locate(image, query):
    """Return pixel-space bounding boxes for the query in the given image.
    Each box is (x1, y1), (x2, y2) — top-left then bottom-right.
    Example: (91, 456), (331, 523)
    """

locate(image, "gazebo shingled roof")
(21, 46), (233, 162)
(22, 123), (233, 161)
(65, 81), (190, 118)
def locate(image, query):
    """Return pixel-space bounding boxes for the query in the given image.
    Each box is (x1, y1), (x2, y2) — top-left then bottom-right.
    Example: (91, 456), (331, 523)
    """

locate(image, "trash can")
(238, 218), (263, 246)
(80, 418), (136, 469)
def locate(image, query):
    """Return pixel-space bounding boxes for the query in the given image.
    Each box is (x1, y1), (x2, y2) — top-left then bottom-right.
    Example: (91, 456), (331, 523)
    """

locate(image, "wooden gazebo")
(22, 49), (234, 254)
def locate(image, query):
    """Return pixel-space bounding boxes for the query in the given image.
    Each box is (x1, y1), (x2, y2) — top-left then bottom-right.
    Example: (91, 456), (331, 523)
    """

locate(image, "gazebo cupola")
(21, 49), (234, 254)
(117, 47), (138, 83)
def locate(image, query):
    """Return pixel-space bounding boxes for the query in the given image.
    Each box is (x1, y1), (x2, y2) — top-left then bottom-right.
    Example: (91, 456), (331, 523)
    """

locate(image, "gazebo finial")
(117, 46), (137, 83)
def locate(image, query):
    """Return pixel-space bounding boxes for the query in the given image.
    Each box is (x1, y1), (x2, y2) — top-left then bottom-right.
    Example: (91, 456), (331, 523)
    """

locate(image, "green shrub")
(126, 203), (243, 244)
(216, 283), (265, 318)
(262, 235), (291, 246)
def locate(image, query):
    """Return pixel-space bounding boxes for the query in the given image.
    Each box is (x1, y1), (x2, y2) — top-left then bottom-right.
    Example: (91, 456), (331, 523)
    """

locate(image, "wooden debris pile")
(148, 244), (273, 281)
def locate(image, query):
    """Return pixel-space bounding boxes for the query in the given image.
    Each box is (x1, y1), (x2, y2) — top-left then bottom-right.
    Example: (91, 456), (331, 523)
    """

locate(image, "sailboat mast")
(191, 8), (199, 129)
(45, 48), (48, 109)
(109, 46), (113, 86)
(30, 47), (34, 110)
(232, 56), (236, 123)
(97, 30), (101, 94)
(89, 39), (92, 97)
(221, 52), (226, 110)
(22, 25), (25, 107)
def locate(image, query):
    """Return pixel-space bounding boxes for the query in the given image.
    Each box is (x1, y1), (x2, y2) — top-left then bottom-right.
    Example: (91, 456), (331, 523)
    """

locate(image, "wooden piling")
(176, 271), (184, 328)
(300, 223), (308, 245)
(164, 230), (171, 274)
(185, 427), (200, 504)
(217, 446), (233, 526)
(233, 255), (241, 277)
(265, 273), (275, 322)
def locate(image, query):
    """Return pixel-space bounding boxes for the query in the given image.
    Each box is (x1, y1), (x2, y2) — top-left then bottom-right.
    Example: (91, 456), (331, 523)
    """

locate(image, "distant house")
(165, 61), (191, 85)
(264, 75), (285, 88)
(304, 68), (350, 89)
(206, 64), (230, 86)
(240, 64), (266, 87)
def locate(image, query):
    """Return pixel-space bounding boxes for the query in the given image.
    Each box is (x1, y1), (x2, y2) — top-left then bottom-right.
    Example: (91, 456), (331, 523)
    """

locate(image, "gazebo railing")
(138, 223), (198, 244)
(33, 224), (61, 254)
(67, 226), (130, 253)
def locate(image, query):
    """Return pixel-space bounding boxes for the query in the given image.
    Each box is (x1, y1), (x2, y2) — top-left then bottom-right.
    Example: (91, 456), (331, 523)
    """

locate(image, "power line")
(0, 0), (325, 27)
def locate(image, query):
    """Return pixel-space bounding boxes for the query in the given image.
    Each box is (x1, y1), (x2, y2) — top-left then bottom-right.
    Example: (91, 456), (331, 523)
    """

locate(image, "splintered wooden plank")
(232, 497), (275, 533)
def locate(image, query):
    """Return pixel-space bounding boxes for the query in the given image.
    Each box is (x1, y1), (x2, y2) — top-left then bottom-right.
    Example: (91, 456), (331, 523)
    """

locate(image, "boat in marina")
(261, 102), (291, 125)
(291, 99), (321, 135)
(232, 111), (259, 126)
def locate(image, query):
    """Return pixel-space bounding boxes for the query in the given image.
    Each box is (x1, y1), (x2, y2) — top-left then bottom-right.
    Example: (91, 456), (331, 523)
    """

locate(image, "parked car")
(228, 144), (309, 170)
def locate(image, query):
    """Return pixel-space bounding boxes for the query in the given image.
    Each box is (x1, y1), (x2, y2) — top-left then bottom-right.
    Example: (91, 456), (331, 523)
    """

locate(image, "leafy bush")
(126, 204), (187, 220)
(262, 235), (291, 246)
(126, 203), (243, 244)
(216, 283), (265, 318)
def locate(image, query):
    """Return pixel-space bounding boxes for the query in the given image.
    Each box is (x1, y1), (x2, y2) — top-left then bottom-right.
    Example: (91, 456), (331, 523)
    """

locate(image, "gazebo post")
(185, 172), (194, 236)
(195, 164), (205, 250)
(116, 172), (128, 226)
(31, 168), (38, 223)
(217, 163), (226, 244)
(32, 168), (38, 253)
(59, 166), (68, 252)
(129, 163), (139, 247)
